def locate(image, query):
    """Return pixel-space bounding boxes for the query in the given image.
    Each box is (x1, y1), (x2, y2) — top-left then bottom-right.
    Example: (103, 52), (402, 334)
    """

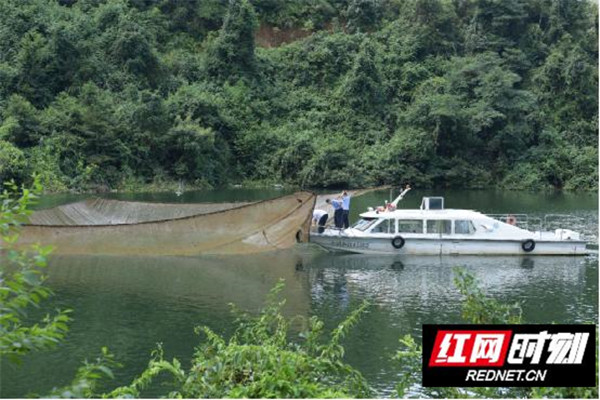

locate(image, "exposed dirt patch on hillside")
(255, 24), (314, 47)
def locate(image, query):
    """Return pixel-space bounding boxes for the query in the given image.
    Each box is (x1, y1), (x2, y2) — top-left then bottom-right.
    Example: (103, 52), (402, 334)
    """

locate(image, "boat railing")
(543, 214), (595, 242)
(486, 214), (542, 231)
(487, 213), (593, 241)
(543, 214), (586, 229)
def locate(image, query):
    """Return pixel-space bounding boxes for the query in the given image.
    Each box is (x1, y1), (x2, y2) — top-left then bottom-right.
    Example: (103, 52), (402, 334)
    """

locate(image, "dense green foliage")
(396, 267), (598, 399)
(0, 177), (71, 364)
(0, 0), (597, 191)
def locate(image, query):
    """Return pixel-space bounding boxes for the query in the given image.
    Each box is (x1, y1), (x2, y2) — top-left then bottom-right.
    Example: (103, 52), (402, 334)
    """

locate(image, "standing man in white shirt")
(341, 191), (351, 229)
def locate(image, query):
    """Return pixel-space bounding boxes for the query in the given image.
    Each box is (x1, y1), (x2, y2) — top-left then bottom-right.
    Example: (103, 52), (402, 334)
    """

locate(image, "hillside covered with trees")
(0, 0), (597, 191)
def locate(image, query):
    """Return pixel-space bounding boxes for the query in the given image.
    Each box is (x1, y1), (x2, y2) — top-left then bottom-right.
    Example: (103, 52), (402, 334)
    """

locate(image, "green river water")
(1, 188), (598, 397)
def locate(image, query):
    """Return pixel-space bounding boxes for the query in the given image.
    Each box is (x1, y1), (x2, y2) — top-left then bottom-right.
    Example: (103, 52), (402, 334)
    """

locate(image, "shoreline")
(39, 181), (599, 195)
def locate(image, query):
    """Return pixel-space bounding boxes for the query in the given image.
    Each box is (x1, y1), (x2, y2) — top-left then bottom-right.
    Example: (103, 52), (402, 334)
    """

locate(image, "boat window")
(455, 220), (476, 234)
(426, 220), (452, 234)
(352, 218), (378, 231)
(397, 220), (423, 233)
(421, 197), (444, 210)
(370, 219), (392, 233)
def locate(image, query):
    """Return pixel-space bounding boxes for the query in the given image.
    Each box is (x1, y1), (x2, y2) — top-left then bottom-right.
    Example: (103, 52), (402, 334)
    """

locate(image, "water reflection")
(0, 251), (312, 398)
(303, 251), (597, 341)
(301, 251), (597, 395)
(304, 252), (593, 320)
(1, 248), (596, 398)
(47, 251), (312, 316)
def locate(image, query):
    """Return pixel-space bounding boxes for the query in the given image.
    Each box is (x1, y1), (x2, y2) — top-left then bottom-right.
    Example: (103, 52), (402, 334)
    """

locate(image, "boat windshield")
(352, 218), (378, 231)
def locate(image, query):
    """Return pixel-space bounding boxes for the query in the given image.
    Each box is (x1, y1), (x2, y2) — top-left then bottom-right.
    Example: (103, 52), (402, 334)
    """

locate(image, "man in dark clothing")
(312, 209), (329, 233)
(330, 198), (343, 228)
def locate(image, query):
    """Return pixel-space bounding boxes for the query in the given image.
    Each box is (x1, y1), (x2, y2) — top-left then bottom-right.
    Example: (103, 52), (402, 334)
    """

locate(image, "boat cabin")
(353, 196), (479, 236)
(352, 215), (477, 236)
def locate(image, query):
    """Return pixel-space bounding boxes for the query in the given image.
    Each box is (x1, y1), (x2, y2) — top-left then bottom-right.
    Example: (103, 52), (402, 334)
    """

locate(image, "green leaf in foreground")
(104, 280), (371, 398)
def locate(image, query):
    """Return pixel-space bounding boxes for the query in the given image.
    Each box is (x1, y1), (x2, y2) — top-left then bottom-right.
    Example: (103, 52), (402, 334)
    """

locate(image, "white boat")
(310, 188), (589, 256)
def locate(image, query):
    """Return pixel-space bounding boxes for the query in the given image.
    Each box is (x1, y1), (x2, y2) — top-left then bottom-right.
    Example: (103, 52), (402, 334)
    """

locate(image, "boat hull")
(310, 233), (588, 255)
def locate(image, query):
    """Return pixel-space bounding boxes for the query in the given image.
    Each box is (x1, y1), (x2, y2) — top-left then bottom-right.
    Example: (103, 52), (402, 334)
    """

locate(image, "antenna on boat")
(391, 184), (411, 207)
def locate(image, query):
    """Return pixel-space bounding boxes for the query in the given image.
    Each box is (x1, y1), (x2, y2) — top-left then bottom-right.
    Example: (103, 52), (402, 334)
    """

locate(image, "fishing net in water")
(19, 192), (316, 256)
(28, 198), (251, 225)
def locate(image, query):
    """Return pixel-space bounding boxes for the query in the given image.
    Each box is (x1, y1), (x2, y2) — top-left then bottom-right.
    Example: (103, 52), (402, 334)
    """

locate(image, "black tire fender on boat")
(521, 239), (535, 252)
(391, 236), (405, 249)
